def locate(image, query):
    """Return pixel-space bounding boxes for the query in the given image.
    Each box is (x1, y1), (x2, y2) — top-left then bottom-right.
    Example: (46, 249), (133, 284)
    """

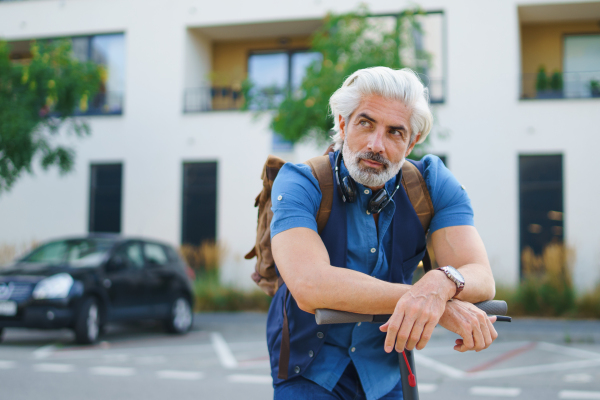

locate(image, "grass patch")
(193, 272), (272, 312)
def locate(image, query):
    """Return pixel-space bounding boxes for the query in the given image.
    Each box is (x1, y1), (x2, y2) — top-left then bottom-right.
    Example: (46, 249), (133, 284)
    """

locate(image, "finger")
(471, 316), (486, 351)
(478, 313), (493, 350)
(415, 321), (436, 350)
(384, 312), (405, 353)
(487, 316), (499, 342)
(459, 321), (475, 350)
(395, 316), (415, 353)
(488, 315), (497, 323)
(406, 319), (426, 351)
(380, 321), (389, 332)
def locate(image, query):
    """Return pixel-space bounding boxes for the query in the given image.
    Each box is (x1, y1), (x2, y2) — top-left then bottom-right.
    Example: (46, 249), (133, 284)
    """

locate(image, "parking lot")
(1, 314), (600, 400)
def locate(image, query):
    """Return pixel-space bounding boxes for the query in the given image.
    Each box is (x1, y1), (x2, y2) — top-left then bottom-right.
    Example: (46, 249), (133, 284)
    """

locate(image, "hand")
(379, 270), (456, 353)
(438, 299), (498, 352)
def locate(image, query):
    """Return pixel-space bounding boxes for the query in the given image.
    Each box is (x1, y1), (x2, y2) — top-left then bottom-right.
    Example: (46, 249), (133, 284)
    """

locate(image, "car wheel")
(74, 297), (101, 345)
(165, 295), (193, 334)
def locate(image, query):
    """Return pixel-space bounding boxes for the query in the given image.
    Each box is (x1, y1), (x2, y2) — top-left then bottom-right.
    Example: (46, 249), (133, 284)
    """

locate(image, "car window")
(144, 243), (168, 266)
(23, 239), (114, 267)
(113, 242), (144, 269)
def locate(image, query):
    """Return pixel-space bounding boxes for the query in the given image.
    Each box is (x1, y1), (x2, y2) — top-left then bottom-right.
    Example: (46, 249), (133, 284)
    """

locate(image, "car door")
(142, 242), (176, 318)
(104, 241), (147, 320)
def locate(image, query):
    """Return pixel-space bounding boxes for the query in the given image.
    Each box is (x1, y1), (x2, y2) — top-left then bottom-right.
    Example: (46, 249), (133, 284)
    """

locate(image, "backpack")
(246, 150), (435, 296)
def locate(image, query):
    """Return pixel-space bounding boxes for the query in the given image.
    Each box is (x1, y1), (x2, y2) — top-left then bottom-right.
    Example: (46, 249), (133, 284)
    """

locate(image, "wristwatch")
(436, 266), (465, 297)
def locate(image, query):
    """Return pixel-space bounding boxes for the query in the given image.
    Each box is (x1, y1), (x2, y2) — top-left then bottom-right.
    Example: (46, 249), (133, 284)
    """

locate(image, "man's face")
(339, 95), (421, 189)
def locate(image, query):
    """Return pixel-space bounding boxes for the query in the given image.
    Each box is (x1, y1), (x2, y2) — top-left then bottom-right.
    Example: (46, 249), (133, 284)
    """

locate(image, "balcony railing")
(73, 91), (124, 116)
(183, 78), (445, 113)
(521, 71), (600, 100)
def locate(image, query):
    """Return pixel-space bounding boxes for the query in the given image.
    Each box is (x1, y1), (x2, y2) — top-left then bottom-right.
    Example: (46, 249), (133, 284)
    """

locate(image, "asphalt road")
(1, 314), (600, 400)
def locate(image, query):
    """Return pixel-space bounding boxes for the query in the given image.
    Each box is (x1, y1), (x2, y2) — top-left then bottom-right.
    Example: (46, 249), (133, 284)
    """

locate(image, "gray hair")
(330, 67), (433, 151)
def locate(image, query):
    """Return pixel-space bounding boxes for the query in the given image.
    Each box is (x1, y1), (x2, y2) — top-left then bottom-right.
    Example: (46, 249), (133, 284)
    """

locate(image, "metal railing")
(183, 78), (446, 113)
(75, 91), (124, 116)
(521, 70), (600, 100)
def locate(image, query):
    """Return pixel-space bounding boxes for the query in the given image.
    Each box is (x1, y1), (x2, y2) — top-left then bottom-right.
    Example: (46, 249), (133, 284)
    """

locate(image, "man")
(268, 67), (497, 400)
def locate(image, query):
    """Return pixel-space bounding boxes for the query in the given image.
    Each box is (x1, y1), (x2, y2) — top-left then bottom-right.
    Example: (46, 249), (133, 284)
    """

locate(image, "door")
(142, 242), (176, 318)
(104, 241), (146, 320)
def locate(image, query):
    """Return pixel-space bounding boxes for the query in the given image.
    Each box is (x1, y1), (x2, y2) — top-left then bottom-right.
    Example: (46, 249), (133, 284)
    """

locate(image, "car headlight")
(32, 273), (74, 300)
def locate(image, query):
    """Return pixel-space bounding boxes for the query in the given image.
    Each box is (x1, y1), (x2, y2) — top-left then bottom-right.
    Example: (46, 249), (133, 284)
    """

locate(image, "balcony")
(519, 2), (600, 101)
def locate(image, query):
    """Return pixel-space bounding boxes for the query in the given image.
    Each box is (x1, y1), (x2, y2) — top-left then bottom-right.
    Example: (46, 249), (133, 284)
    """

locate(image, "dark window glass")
(112, 242), (144, 270)
(89, 164), (123, 233)
(182, 162), (217, 246)
(519, 155), (564, 274)
(22, 239), (114, 267)
(144, 243), (168, 266)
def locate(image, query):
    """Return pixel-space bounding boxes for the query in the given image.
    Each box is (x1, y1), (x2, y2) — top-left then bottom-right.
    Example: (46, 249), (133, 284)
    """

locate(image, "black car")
(0, 234), (195, 344)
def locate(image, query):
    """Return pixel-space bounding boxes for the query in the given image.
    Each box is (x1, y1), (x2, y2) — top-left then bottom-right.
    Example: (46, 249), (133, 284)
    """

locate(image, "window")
(247, 50), (322, 109)
(144, 243), (168, 266)
(89, 164), (123, 234)
(519, 155), (564, 275)
(181, 162), (218, 246)
(112, 242), (144, 270)
(563, 35), (600, 98)
(72, 33), (125, 114)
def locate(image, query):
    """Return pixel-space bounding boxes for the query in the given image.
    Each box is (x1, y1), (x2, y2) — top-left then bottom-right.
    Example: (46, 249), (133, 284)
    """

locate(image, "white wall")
(1, 0), (599, 290)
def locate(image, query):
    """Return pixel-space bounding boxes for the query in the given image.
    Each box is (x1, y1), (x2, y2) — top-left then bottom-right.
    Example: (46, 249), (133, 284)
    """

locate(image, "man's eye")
(359, 120), (370, 127)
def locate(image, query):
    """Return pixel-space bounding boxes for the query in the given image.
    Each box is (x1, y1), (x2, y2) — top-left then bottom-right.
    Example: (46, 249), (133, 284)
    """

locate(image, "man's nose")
(367, 129), (385, 154)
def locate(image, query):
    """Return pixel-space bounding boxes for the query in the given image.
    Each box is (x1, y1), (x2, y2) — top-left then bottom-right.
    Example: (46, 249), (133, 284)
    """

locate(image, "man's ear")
(338, 114), (346, 141)
(406, 132), (422, 156)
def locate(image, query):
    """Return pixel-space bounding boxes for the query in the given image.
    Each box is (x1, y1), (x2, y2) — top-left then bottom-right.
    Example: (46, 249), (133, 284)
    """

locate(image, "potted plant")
(536, 66), (563, 99)
(591, 80), (600, 98)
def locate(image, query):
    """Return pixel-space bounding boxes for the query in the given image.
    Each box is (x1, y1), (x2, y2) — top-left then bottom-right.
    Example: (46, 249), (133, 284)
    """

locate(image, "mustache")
(356, 151), (390, 169)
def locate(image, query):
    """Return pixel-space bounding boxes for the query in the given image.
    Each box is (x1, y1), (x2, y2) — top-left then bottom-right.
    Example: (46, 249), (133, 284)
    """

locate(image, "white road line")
(0, 360), (16, 369)
(33, 363), (75, 373)
(228, 374), (272, 384)
(33, 344), (58, 359)
(211, 332), (238, 369)
(156, 370), (204, 380)
(469, 386), (521, 397)
(564, 373), (593, 383)
(89, 366), (136, 376)
(538, 342), (600, 359)
(419, 384), (438, 393)
(414, 353), (466, 378)
(468, 358), (600, 380)
(559, 391), (600, 399)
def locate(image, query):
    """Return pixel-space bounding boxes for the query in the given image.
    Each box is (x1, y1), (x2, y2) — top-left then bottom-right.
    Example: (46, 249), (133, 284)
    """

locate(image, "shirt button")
(317, 332), (324, 339)
(357, 322), (361, 327)
(294, 366), (301, 374)
(351, 347), (356, 352)
(277, 195), (283, 201)
(364, 189), (370, 194)
(308, 350), (314, 358)
(371, 248), (376, 253)
(366, 210), (370, 215)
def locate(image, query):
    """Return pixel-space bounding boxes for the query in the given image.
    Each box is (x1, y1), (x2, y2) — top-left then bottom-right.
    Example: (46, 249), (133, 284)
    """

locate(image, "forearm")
(294, 263), (411, 314)
(454, 263), (495, 303)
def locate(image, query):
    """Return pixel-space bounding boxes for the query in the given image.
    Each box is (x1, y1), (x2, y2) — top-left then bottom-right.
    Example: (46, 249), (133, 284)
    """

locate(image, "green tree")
(0, 39), (102, 194)
(244, 6), (430, 156)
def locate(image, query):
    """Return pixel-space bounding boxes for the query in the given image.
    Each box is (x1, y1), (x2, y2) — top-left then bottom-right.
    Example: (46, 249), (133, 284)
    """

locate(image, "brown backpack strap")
(305, 155), (334, 233)
(277, 288), (291, 380)
(401, 161), (435, 272)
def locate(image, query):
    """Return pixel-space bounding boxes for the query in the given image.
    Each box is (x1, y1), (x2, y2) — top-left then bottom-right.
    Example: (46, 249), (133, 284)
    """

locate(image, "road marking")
(33, 344), (58, 359)
(564, 373), (593, 383)
(228, 374), (272, 384)
(468, 342), (536, 373)
(156, 370), (204, 380)
(33, 363), (75, 373)
(0, 360), (16, 369)
(469, 386), (521, 397)
(419, 384), (438, 393)
(211, 332), (238, 369)
(468, 357), (600, 380)
(559, 391), (600, 399)
(90, 366), (135, 376)
(414, 353), (466, 378)
(538, 342), (600, 359)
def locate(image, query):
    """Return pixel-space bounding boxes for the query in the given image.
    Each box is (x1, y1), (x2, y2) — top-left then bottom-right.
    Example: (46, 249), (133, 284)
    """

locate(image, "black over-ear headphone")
(335, 152), (402, 214)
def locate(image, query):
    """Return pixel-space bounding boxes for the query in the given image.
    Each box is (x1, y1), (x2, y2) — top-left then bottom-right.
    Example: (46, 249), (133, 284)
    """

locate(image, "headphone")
(335, 152), (402, 214)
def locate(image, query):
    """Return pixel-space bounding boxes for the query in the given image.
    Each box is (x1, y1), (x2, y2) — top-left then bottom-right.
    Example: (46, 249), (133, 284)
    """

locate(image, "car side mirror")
(106, 256), (127, 272)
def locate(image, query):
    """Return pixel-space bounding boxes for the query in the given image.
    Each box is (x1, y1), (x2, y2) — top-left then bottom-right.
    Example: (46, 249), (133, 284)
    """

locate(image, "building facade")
(0, 0), (599, 290)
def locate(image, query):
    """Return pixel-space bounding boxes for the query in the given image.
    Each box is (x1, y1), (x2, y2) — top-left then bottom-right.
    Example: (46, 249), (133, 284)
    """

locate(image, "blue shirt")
(270, 153), (474, 400)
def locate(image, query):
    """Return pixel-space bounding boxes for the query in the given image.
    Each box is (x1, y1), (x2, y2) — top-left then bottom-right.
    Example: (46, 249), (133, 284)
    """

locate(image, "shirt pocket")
(401, 247), (427, 283)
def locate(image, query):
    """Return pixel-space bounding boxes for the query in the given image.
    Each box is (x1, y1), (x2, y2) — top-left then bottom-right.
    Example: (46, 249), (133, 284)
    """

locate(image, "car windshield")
(21, 239), (115, 267)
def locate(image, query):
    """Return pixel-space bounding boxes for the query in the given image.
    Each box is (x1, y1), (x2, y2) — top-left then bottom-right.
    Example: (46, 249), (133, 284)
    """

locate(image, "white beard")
(342, 140), (405, 188)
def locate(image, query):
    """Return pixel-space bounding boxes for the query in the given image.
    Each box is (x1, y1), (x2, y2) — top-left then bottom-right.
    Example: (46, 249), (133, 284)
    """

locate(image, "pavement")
(0, 314), (599, 400)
